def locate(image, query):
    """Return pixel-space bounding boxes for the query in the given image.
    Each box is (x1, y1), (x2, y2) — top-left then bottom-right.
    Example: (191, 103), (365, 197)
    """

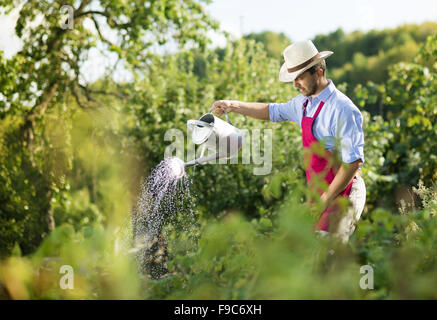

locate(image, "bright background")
(205, 0), (437, 45)
(2, 0), (437, 55)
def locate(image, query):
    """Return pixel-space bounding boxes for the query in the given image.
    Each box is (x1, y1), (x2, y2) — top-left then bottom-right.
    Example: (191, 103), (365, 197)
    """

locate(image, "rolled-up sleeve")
(268, 99), (299, 123)
(335, 107), (365, 164)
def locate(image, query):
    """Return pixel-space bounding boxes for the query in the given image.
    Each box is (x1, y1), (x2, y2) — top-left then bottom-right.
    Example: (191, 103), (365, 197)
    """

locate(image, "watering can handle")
(209, 110), (233, 126)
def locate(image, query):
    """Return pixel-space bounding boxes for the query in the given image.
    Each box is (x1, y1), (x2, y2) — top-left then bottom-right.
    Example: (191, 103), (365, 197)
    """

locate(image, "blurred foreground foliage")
(1, 180), (436, 299)
(0, 1), (437, 299)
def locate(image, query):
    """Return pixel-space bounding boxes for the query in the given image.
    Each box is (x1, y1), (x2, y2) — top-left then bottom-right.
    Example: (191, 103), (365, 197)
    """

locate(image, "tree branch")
(76, 10), (131, 29)
(71, 85), (87, 109)
(85, 87), (128, 100)
(78, 83), (95, 102)
(75, 10), (108, 19)
(89, 15), (115, 47)
(46, 0), (93, 53)
(27, 81), (59, 122)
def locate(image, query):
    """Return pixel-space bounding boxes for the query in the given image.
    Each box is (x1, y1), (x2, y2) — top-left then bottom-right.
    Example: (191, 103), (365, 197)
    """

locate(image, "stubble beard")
(304, 77), (318, 97)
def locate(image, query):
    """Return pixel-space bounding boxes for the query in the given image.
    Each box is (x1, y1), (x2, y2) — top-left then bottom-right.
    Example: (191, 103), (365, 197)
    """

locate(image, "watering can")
(184, 110), (243, 167)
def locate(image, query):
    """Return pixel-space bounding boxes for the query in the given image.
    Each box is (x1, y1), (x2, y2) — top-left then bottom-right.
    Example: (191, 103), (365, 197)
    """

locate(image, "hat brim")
(278, 51), (333, 82)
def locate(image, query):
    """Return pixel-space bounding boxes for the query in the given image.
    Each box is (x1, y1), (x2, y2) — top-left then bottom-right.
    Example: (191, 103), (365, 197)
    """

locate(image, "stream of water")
(132, 157), (196, 279)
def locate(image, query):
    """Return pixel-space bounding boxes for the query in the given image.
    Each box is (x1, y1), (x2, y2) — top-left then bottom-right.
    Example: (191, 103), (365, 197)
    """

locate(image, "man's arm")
(210, 100), (270, 120)
(320, 159), (363, 207)
(322, 104), (365, 208)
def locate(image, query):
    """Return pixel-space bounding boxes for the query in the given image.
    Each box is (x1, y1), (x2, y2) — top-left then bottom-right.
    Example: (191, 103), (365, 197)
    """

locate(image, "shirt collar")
(307, 79), (335, 104)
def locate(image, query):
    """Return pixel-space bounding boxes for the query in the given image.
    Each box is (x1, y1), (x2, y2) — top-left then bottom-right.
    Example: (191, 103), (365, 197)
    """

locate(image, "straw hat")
(279, 40), (333, 82)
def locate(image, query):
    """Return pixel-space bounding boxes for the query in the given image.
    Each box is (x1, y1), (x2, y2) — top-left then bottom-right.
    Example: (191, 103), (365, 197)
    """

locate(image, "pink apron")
(301, 99), (353, 231)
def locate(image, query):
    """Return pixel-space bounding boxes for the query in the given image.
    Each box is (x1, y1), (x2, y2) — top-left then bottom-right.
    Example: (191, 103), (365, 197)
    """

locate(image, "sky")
(0, 0), (436, 81)
(205, 0), (437, 45)
(0, 6), (23, 58)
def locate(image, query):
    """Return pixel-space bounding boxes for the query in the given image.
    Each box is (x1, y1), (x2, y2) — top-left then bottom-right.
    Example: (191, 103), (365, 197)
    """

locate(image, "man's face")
(293, 70), (318, 96)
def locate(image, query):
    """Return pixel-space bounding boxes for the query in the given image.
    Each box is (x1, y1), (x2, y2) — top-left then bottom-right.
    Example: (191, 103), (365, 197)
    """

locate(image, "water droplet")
(132, 158), (197, 279)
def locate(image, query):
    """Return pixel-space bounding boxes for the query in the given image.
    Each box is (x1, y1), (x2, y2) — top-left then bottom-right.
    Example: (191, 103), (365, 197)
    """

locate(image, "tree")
(383, 34), (437, 186)
(243, 31), (291, 59)
(313, 23), (437, 94)
(0, 0), (218, 256)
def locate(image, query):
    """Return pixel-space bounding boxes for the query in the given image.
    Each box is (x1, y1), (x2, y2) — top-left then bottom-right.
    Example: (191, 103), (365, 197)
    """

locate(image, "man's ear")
(317, 67), (324, 78)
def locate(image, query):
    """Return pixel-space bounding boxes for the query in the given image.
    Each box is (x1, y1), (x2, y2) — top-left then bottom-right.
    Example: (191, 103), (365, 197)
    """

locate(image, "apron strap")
(302, 100), (325, 119)
(312, 101), (325, 119)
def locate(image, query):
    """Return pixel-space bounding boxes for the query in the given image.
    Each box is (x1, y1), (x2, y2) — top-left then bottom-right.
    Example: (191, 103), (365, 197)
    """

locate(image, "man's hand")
(318, 159), (363, 215)
(210, 100), (241, 116)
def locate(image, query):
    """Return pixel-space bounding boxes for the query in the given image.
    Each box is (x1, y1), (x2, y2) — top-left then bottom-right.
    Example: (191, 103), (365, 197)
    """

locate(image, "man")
(210, 40), (366, 242)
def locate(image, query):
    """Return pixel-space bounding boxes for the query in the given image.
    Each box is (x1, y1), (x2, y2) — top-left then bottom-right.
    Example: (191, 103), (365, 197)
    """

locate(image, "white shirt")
(268, 79), (365, 164)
